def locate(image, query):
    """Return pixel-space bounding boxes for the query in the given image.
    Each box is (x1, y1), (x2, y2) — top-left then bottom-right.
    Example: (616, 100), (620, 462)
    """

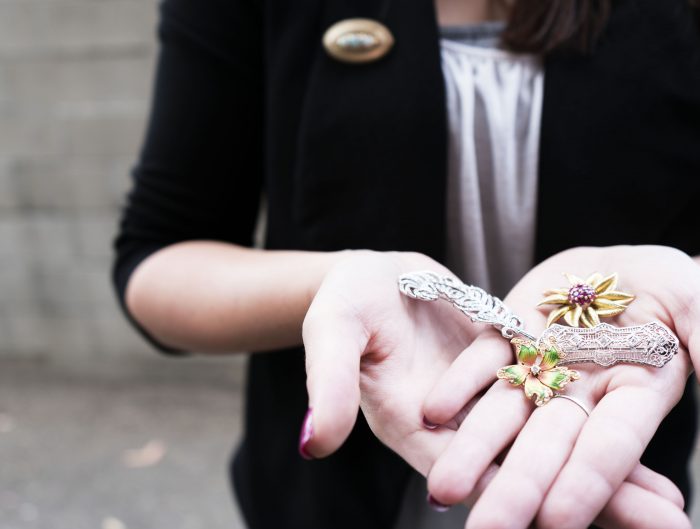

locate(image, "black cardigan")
(113, 0), (700, 527)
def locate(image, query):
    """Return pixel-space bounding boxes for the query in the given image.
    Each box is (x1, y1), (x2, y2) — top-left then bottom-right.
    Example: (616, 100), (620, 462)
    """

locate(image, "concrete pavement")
(1, 358), (699, 529)
(0, 357), (247, 529)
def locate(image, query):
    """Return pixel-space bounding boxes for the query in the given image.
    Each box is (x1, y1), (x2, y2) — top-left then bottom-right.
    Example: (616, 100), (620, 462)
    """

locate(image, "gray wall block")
(0, 0), (160, 360)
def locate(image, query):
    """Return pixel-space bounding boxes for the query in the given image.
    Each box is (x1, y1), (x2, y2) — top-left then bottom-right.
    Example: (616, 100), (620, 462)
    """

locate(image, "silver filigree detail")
(398, 271), (535, 340)
(539, 322), (678, 368)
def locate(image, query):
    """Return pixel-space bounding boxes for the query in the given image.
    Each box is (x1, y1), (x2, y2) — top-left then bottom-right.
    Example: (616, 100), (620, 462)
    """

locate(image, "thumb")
(670, 262), (700, 381)
(299, 297), (370, 459)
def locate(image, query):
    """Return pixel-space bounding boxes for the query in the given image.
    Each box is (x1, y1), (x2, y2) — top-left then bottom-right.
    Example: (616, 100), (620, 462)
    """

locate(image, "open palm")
(301, 249), (692, 528)
(423, 245), (697, 529)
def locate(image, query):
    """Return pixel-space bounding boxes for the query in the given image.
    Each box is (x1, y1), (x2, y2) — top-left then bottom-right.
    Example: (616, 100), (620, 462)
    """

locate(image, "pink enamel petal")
(524, 376), (554, 407)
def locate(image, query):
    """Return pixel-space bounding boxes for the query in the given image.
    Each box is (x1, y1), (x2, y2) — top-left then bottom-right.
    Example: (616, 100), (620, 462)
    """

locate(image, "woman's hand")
(423, 245), (699, 529)
(300, 250), (479, 470)
(301, 248), (693, 528)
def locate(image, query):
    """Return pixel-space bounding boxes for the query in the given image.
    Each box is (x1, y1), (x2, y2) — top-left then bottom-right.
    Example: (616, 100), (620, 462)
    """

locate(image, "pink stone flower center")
(568, 283), (597, 307)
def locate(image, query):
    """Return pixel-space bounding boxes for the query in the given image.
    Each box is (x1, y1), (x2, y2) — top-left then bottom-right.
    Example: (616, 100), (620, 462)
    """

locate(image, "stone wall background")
(0, 0), (160, 361)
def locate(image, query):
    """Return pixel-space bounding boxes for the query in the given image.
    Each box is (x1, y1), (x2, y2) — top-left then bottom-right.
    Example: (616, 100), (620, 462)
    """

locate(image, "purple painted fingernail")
(422, 416), (439, 430)
(298, 408), (315, 460)
(427, 494), (451, 512)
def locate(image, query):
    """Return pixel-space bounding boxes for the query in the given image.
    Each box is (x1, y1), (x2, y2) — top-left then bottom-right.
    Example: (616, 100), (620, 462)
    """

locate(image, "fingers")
(461, 398), (685, 529)
(464, 395), (588, 529)
(625, 463), (685, 510)
(593, 481), (690, 529)
(537, 386), (668, 529)
(427, 385), (531, 505)
(300, 299), (369, 458)
(678, 271), (700, 382)
(397, 428), (462, 478)
(423, 333), (513, 426)
(466, 463), (501, 506)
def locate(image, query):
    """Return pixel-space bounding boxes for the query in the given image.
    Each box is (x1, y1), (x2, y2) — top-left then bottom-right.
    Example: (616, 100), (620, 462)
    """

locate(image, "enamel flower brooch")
(497, 338), (580, 406)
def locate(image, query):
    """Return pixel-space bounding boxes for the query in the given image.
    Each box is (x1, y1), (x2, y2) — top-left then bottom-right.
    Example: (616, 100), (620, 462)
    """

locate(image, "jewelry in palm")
(398, 271), (678, 407)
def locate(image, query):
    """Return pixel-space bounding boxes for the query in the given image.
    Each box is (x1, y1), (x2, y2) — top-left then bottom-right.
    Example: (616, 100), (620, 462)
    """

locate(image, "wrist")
(302, 249), (365, 309)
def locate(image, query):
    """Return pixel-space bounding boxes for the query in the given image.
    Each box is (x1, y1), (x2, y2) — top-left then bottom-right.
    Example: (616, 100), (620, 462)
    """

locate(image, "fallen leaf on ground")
(121, 439), (167, 468)
(0, 413), (16, 433)
(102, 516), (127, 529)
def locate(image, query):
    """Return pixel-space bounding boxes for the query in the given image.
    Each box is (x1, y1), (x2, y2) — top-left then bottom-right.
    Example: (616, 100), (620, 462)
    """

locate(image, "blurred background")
(0, 1), (246, 528)
(0, 1), (698, 529)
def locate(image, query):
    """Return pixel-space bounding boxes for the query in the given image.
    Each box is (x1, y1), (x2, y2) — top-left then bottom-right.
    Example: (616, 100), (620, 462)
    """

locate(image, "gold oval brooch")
(322, 18), (394, 64)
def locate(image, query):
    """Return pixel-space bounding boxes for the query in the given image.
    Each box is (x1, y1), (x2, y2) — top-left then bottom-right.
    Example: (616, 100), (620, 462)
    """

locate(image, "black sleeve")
(112, 0), (264, 353)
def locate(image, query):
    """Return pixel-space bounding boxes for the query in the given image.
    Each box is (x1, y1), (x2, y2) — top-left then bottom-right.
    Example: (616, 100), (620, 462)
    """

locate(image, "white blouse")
(393, 24), (543, 529)
(442, 34), (544, 298)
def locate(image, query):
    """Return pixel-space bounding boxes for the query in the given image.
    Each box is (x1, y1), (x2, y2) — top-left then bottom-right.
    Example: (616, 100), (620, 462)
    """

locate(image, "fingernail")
(422, 416), (439, 430)
(298, 408), (315, 460)
(427, 494), (451, 512)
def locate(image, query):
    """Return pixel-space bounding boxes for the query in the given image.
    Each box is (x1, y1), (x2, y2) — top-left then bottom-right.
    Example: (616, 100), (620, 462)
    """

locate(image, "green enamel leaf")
(517, 343), (538, 366)
(538, 369), (568, 390)
(497, 365), (528, 386)
(539, 367), (579, 390)
(540, 346), (560, 370)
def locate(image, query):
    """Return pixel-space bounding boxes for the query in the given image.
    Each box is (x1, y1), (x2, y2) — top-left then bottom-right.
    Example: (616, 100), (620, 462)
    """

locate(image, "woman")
(113, 0), (700, 527)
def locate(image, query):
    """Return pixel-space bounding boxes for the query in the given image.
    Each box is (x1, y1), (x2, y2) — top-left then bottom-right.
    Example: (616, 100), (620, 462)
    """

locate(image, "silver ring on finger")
(551, 394), (591, 417)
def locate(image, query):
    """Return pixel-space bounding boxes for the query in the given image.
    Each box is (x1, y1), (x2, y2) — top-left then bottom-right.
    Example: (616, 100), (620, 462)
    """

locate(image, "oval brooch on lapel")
(323, 18), (394, 64)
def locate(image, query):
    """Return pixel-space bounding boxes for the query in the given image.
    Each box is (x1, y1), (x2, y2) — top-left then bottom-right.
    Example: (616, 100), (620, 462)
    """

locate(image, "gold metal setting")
(322, 18), (394, 64)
